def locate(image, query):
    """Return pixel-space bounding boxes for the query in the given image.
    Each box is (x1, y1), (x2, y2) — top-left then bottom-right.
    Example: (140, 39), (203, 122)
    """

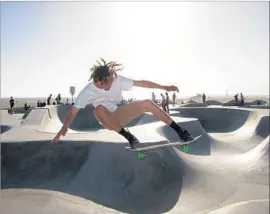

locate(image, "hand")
(163, 85), (179, 92)
(51, 126), (68, 144)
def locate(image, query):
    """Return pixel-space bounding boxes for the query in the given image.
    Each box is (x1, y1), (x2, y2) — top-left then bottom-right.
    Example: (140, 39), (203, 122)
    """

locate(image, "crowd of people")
(37, 94), (73, 107)
(151, 92), (177, 114)
(7, 91), (266, 115)
(7, 94), (72, 114)
(234, 93), (246, 106)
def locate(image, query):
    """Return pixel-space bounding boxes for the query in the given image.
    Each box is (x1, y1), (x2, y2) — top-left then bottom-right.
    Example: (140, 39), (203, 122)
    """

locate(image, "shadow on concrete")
(1, 140), (185, 214)
(0, 125), (13, 134)
(21, 108), (32, 119)
(255, 116), (270, 139)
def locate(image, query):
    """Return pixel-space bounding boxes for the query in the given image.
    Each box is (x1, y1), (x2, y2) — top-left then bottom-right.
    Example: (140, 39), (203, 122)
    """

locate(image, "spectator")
(9, 97), (15, 114)
(172, 93), (176, 106)
(55, 94), (61, 104)
(24, 102), (28, 111)
(47, 94), (52, 105)
(240, 93), (245, 106)
(165, 92), (170, 113)
(234, 94), (239, 106)
(161, 94), (167, 112)
(151, 92), (156, 104)
(202, 93), (206, 103)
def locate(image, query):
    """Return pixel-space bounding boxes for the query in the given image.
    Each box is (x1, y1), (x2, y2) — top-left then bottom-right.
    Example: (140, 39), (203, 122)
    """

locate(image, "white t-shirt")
(74, 75), (134, 112)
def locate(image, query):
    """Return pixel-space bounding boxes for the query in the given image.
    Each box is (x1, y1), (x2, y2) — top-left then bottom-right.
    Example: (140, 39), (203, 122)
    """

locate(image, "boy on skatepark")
(52, 59), (194, 148)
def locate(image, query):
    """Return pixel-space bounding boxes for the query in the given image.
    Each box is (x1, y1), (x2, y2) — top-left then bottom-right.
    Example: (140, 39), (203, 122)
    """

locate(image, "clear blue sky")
(1, 1), (269, 99)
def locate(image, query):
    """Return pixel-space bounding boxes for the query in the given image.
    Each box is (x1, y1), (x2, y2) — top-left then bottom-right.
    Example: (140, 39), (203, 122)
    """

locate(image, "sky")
(1, 1), (269, 100)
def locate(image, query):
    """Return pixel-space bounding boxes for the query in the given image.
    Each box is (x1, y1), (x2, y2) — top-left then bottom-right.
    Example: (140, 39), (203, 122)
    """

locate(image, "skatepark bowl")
(1, 104), (269, 214)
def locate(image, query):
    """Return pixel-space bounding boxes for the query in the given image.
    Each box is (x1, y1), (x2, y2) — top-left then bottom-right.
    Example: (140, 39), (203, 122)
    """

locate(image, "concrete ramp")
(239, 136), (269, 164)
(1, 107), (269, 214)
(175, 107), (253, 133)
(174, 107), (269, 141)
(33, 105), (101, 133)
(156, 118), (213, 156)
(3, 137), (267, 214)
(1, 140), (184, 213)
(22, 108), (47, 126)
(0, 189), (115, 214)
(1, 117), (219, 213)
(234, 136), (269, 185)
(210, 110), (268, 141)
(209, 199), (269, 214)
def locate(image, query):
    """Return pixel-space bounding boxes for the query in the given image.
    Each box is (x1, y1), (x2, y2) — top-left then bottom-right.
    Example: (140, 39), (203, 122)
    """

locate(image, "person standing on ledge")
(52, 58), (194, 148)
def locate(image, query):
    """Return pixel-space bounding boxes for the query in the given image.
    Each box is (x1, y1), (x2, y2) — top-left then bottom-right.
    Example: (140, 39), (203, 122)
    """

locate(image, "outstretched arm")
(51, 106), (79, 144)
(62, 106), (79, 129)
(133, 80), (179, 92)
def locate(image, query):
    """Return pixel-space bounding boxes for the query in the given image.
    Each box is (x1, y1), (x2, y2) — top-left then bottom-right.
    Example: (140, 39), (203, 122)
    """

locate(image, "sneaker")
(179, 129), (194, 142)
(126, 131), (140, 149)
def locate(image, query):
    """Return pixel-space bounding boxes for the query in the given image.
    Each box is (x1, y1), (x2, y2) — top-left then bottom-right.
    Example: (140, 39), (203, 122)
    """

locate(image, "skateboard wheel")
(137, 152), (146, 159)
(182, 145), (190, 153)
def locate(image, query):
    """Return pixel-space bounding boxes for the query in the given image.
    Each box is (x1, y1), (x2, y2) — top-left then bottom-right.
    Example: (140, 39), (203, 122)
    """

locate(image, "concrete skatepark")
(1, 104), (269, 214)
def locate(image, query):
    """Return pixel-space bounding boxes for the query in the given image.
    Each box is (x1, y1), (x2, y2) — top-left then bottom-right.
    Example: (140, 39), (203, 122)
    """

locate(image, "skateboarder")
(52, 59), (194, 148)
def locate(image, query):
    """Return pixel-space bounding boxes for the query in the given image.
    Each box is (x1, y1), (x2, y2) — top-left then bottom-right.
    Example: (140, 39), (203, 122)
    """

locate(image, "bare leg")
(95, 104), (141, 148)
(95, 100), (193, 145)
(94, 105), (122, 132)
(95, 100), (173, 131)
(139, 100), (193, 141)
(140, 100), (172, 124)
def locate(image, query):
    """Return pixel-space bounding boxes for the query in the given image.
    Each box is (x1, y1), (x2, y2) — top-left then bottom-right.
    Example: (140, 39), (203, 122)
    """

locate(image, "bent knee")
(94, 105), (107, 117)
(141, 99), (154, 111)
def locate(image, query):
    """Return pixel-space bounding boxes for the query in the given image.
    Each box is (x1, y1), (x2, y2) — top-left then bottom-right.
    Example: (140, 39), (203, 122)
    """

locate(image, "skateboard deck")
(125, 135), (202, 152)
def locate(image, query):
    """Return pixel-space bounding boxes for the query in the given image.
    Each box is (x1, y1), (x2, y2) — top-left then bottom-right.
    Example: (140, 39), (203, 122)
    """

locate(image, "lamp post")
(70, 86), (75, 104)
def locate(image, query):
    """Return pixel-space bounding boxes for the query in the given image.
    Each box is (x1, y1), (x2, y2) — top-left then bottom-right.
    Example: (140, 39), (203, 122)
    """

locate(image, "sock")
(170, 121), (184, 134)
(118, 128), (131, 140)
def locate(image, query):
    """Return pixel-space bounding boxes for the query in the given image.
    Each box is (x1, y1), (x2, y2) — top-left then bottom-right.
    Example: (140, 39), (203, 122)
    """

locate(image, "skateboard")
(125, 135), (202, 159)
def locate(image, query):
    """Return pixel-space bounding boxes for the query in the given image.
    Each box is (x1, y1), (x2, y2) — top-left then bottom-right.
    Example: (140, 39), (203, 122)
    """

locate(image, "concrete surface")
(1, 105), (269, 214)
